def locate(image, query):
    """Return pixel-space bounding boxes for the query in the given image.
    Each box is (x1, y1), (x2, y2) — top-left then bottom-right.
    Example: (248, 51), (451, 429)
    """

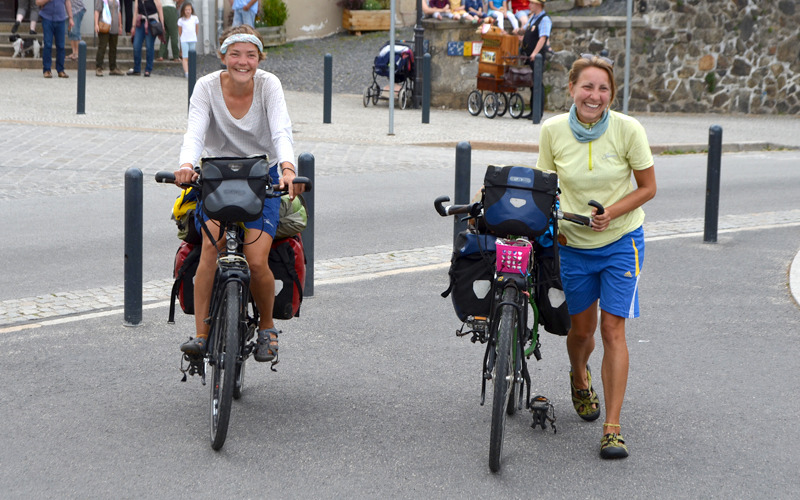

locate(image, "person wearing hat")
(519, 0), (551, 116)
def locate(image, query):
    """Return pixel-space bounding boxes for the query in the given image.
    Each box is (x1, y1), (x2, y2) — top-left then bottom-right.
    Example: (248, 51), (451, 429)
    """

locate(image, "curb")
(414, 141), (796, 154)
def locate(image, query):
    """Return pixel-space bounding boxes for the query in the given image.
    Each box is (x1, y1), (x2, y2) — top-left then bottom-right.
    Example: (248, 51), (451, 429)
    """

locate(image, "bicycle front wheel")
(209, 281), (242, 450)
(489, 286), (517, 473)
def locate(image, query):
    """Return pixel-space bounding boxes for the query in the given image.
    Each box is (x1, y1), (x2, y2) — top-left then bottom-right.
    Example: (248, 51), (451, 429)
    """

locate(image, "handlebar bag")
(441, 230), (497, 323)
(200, 155), (269, 222)
(483, 165), (558, 239)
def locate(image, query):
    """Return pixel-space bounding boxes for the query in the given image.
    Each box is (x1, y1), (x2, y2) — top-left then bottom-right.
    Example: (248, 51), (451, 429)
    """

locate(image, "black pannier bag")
(200, 155), (269, 222)
(442, 231), (497, 322)
(533, 242), (571, 336)
(483, 165), (558, 239)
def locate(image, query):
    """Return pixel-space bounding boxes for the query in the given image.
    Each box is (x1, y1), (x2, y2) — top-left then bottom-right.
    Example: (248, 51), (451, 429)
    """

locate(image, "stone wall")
(422, 0), (800, 114)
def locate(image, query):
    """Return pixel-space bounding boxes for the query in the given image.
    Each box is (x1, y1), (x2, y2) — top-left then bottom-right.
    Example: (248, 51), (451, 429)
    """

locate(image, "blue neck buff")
(568, 104), (610, 143)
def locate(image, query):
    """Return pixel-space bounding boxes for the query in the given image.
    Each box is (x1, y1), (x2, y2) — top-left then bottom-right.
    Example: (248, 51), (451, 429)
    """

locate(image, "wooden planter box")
(256, 25), (286, 47)
(342, 9), (391, 35)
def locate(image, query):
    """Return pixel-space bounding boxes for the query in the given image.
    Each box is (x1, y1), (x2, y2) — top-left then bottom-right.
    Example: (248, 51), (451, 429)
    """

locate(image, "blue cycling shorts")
(195, 164), (280, 238)
(558, 226), (645, 319)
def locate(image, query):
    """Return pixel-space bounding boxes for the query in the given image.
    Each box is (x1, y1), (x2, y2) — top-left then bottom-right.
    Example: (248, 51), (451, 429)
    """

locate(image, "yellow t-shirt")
(536, 110), (653, 249)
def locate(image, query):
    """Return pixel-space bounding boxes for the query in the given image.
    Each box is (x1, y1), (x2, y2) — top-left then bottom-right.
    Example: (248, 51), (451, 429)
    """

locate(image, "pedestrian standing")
(36, 0), (74, 78)
(94, 0), (125, 76)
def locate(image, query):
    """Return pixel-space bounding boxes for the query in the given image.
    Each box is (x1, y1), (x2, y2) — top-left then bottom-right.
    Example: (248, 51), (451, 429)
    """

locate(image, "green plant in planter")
(364, 0), (390, 9)
(255, 0), (288, 28)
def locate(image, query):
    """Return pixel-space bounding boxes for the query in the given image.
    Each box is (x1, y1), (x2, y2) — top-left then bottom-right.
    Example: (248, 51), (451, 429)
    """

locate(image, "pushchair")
(363, 41), (416, 110)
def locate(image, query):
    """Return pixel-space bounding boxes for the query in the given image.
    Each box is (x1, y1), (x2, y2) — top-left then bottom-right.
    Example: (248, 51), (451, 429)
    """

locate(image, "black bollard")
(531, 53), (543, 124)
(77, 41), (86, 115)
(422, 53), (431, 124)
(704, 125), (723, 243)
(298, 153), (315, 296)
(454, 142), (471, 243)
(188, 49), (196, 108)
(323, 54), (332, 124)
(124, 168), (143, 326)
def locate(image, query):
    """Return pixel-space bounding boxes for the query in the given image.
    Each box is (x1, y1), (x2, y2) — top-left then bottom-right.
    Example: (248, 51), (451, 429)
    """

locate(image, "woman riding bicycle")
(174, 24), (303, 363)
(536, 54), (656, 459)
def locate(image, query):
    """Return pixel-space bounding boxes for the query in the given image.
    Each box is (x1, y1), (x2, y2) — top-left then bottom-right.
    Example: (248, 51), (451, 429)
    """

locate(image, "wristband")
(180, 165), (194, 171)
(281, 167), (295, 175)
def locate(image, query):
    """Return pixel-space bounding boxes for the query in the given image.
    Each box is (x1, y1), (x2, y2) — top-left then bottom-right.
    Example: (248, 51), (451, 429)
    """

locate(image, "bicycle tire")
(489, 286), (517, 472)
(509, 93), (524, 119)
(209, 281), (242, 450)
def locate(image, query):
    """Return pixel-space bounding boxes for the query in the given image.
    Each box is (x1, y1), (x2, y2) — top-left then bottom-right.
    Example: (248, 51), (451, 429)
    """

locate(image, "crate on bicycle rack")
(495, 239), (532, 274)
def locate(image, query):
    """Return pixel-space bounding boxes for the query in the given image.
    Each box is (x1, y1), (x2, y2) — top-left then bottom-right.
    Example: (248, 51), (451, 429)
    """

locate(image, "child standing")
(176, 1), (199, 77)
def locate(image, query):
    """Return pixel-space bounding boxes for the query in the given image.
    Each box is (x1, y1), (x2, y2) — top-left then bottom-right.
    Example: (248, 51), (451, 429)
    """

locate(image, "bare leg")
(241, 230), (275, 330)
(599, 310), (629, 435)
(566, 300), (598, 391)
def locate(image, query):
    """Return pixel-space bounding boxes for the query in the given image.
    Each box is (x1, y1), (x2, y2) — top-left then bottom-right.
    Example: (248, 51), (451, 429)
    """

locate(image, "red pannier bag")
(269, 234), (306, 319)
(169, 241), (201, 323)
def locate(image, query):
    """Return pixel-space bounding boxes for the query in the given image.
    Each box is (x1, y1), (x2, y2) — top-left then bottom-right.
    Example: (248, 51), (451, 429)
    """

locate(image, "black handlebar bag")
(482, 165), (558, 239)
(200, 155), (269, 222)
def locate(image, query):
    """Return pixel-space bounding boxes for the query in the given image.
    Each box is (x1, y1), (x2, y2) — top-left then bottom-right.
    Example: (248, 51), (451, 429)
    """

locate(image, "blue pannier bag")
(441, 230), (497, 322)
(482, 165), (558, 239)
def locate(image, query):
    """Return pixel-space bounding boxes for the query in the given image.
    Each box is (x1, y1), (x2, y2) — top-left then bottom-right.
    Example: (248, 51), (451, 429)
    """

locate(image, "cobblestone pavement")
(2, 209), (799, 328)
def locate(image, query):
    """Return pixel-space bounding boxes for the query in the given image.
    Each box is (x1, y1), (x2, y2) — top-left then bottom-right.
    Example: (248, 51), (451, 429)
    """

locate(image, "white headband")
(220, 33), (264, 55)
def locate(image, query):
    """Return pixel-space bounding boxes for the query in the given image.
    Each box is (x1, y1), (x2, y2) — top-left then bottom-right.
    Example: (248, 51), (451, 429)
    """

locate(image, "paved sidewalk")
(1, 68), (799, 151)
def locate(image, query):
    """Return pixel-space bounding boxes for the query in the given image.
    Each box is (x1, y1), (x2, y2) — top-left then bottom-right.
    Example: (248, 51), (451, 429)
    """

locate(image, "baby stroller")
(363, 41), (416, 110)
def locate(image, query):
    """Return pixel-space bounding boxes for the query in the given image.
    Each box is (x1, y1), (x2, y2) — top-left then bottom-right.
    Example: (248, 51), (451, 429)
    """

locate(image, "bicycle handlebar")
(154, 171), (313, 196)
(434, 196), (481, 217)
(434, 194), (604, 228)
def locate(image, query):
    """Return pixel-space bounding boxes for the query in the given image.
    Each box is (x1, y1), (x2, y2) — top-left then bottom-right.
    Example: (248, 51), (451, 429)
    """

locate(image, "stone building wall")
(423, 0), (800, 114)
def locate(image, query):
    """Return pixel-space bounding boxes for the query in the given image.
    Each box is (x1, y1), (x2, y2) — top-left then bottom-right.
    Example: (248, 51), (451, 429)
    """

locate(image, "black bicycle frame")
(480, 274), (533, 410)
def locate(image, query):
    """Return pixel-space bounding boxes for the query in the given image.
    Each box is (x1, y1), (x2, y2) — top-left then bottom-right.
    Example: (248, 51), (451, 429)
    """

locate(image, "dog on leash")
(11, 35), (40, 59)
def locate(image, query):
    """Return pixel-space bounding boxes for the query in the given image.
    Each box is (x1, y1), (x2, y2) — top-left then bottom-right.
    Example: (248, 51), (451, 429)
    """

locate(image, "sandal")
(600, 425), (629, 459)
(570, 365), (601, 421)
(254, 327), (279, 363)
(180, 335), (208, 355)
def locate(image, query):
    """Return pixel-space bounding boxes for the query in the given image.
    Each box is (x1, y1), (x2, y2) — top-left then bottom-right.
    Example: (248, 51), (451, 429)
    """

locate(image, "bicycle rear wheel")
(489, 286), (517, 472)
(209, 281), (242, 450)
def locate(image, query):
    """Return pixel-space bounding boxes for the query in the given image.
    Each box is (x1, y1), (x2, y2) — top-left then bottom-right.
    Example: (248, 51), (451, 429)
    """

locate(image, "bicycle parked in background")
(156, 157), (311, 450)
(435, 164), (602, 472)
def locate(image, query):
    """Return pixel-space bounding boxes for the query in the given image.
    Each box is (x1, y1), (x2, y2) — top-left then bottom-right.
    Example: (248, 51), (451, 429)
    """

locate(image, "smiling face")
(569, 66), (612, 124)
(221, 42), (261, 82)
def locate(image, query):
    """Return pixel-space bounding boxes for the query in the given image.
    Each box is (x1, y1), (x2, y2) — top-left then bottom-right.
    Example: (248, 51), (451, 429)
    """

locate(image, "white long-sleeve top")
(179, 69), (295, 169)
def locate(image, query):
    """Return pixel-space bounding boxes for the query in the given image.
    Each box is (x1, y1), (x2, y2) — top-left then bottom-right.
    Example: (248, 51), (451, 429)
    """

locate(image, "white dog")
(11, 36), (40, 59)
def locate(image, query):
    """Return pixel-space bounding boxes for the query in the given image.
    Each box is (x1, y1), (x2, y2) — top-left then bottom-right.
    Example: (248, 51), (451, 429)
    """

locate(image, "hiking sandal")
(254, 327), (279, 363)
(570, 365), (601, 421)
(600, 425), (629, 459)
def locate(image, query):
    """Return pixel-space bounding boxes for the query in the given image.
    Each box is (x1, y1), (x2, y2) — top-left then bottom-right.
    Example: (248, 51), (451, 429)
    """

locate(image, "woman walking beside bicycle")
(536, 54), (656, 459)
(174, 24), (302, 363)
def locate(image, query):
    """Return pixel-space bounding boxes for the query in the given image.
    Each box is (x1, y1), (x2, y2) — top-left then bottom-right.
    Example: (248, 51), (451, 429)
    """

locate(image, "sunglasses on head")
(581, 53), (614, 66)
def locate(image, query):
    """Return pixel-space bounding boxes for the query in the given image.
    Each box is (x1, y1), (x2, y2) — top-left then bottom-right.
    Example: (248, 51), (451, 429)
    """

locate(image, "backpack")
(269, 235), (306, 319)
(168, 241), (201, 323)
(441, 231), (497, 322)
(482, 165), (558, 239)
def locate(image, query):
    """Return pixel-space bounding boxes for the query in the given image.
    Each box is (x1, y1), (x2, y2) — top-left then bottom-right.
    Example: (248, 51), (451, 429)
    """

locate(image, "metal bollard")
(422, 53), (431, 124)
(298, 153), (315, 297)
(188, 50), (196, 108)
(531, 53), (543, 124)
(77, 41), (86, 115)
(704, 125), (723, 243)
(454, 141), (471, 243)
(124, 168), (143, 326)
(323, 54), (332, 124)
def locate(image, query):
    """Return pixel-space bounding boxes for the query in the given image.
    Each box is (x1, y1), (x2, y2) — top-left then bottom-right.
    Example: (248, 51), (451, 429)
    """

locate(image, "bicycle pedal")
(530, 395), (557, 433)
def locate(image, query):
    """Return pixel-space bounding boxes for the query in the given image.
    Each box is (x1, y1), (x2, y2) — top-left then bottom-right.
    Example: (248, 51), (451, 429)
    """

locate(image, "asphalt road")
(1, 149), (799, 498)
